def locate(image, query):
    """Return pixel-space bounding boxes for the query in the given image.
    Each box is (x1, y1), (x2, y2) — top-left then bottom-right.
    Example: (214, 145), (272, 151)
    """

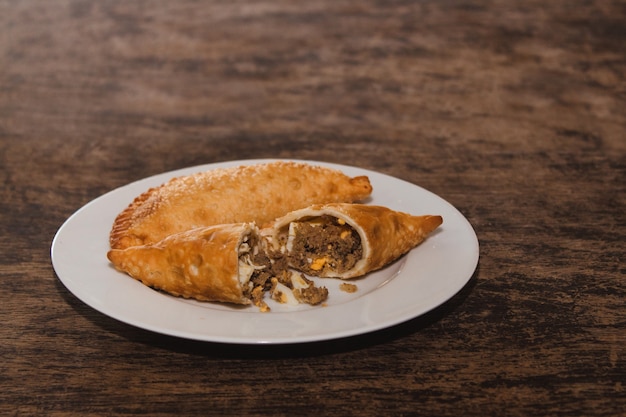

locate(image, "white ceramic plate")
(51, 159), (479, 344)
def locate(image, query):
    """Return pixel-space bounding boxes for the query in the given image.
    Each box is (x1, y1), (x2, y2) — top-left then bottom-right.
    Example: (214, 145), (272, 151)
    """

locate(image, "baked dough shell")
(107, 223), (255, 305)
(264, 203), (443, 279)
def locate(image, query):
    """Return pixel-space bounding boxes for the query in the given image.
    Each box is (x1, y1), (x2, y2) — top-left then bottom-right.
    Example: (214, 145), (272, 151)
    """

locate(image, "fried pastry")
(110, 161), (372, 250)
(263, 203), (443, 279)
(107, 223), (328, 309)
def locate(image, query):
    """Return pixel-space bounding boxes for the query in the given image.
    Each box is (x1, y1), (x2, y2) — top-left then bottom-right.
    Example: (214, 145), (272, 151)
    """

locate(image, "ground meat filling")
(241, 246), (287, 309)
(239, 236), (328, 311)
(286, 215), (362, 276)
(293, 275), (329, 305)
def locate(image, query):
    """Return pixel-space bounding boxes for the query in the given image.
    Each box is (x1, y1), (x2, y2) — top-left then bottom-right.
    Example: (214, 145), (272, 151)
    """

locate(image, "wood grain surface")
(1, 1), (624, 416)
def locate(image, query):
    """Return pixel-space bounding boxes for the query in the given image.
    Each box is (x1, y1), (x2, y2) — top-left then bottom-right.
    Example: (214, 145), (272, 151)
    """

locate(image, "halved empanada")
(107, 223), (328, 310)
(263, 203), (443, 279)
(110, 161), (372, 250)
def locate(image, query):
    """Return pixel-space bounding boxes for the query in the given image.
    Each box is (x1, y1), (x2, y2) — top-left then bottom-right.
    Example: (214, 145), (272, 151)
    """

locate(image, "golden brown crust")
(265, 203), (443, 278)
(107, 203), (441, 306)
(110, 161), (372, 249)
(107, 223), (253, 304)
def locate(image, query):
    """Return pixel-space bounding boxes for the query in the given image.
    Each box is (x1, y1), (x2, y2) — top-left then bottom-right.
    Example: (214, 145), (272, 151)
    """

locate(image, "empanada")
(262, 203), (443, 279)
(110, 161), (372, 250)
(107, 223), (329, 310)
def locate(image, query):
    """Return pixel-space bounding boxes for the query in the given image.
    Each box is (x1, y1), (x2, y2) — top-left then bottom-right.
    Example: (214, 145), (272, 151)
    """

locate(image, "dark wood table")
(2, 1), (624, 415)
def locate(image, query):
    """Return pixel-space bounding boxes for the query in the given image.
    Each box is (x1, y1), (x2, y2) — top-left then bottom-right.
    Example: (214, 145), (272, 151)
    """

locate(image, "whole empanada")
(263, 203), (443, 279)
(110, 161), (372, 250)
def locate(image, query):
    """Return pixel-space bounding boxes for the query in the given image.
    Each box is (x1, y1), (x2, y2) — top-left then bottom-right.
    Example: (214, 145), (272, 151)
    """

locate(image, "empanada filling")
(238, 233), (328, 311)
(281, 215), (363, 276)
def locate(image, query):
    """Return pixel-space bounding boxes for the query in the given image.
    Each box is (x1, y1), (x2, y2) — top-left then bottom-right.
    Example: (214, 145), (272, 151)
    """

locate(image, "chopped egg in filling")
(280, 216), (363, 277)
(237, 238), (266, 285)
(270, 278), (299, 305)
(238, 233), (329, 311)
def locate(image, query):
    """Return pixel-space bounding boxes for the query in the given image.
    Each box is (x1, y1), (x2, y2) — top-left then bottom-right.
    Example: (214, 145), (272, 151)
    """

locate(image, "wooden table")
(2, 1), (624, 415)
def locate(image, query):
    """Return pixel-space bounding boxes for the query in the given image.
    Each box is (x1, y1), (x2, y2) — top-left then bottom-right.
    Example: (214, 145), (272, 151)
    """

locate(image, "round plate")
(51, 159), (479, 344)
